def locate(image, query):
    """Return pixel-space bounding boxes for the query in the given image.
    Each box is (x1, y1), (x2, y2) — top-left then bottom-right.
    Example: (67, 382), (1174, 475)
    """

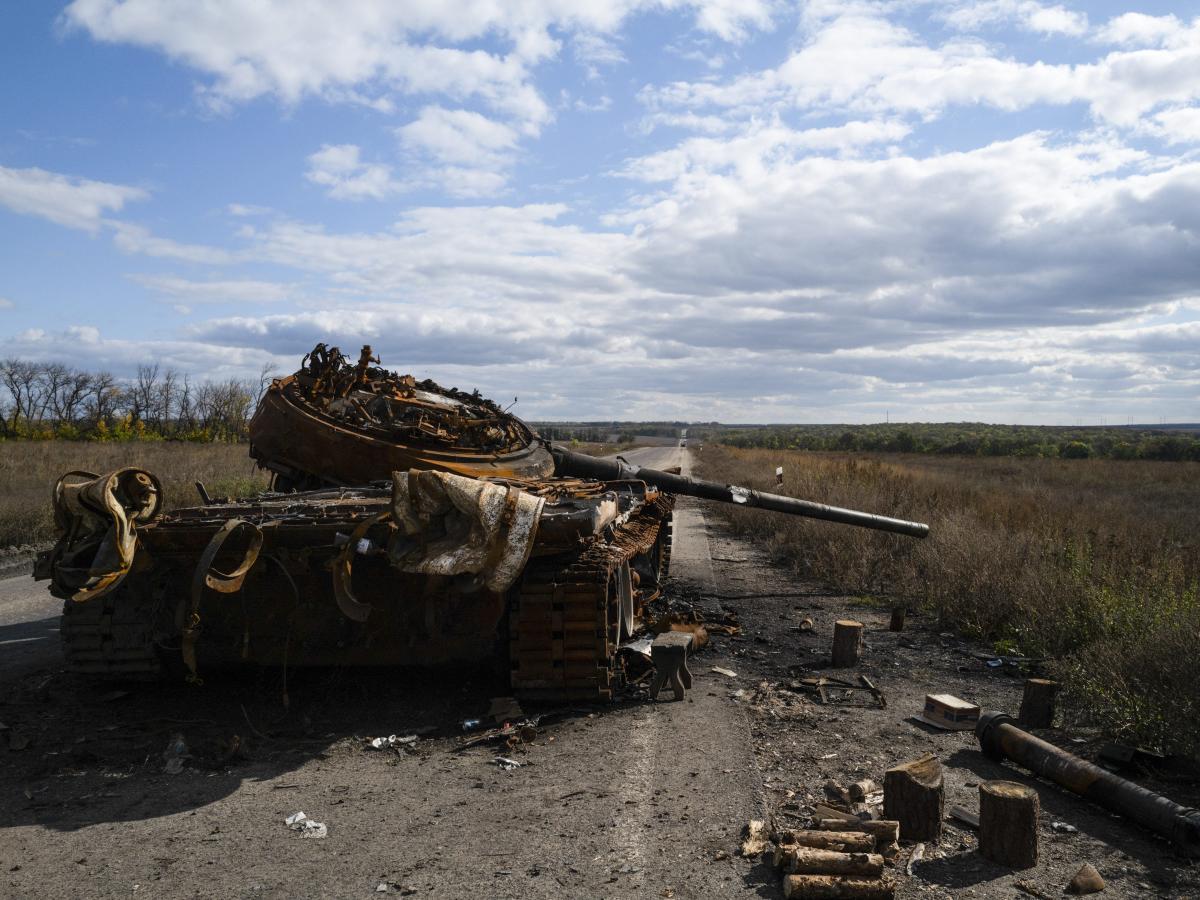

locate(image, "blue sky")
(1, 1), (1198, 423)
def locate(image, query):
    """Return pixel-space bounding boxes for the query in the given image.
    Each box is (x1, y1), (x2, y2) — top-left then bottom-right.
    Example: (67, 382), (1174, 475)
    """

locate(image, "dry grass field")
(0, 440), (268, 549)
(696, 445), (1200, 758)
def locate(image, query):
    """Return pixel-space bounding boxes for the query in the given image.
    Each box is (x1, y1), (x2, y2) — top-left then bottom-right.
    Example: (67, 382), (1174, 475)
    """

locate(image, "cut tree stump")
(1017, 678), (1059, 729)
(831, 620), (863, 668)
(883, 753), (944, 841)
(889, 606), (906, 632)
(979, 780), (1039, 869)
(784, 875), (896, 900)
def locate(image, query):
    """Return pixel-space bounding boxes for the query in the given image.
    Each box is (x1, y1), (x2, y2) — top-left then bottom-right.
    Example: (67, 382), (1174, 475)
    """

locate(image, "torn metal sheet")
(44, 468), (163, 602)
(388, 470), (545, 594)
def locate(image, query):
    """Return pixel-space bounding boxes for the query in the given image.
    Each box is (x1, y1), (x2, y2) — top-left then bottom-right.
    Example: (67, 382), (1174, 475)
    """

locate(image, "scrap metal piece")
(43, 468), (163, 602)
(181, 518), (264, 681)
(332, 513), (388, 622)
(976, 710), (1200, 856)
(803, 676), (886, 709)
(388, 469), (545, 593)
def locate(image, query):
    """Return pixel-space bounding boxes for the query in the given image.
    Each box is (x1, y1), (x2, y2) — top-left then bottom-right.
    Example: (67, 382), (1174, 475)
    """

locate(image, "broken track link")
(509, 499), (673, 702)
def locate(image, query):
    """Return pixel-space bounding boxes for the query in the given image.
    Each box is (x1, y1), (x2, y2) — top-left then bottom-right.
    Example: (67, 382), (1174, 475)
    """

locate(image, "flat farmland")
(695, 445), (1200, 759)
(0, 441), (269, 550)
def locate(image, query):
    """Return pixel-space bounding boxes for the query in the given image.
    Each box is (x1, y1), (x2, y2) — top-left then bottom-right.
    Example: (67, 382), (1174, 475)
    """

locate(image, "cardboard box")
(916, 694), (980, 731)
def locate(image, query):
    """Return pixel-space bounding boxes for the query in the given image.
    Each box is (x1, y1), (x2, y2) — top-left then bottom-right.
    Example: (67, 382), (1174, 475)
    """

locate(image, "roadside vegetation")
(0, 359), (271, 442)
(0, 442), (269, 549)
(695, 445), (1200, 759)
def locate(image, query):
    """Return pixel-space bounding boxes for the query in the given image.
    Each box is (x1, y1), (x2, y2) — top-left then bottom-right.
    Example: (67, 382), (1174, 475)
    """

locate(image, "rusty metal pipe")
(976, 711), (1200, 856)
(550, 446), (929, 539)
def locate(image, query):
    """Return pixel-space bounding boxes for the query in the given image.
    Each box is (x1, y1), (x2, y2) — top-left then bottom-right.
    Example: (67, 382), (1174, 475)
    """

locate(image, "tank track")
(509, 500), (672, 701)
(60, 579), (164, 679)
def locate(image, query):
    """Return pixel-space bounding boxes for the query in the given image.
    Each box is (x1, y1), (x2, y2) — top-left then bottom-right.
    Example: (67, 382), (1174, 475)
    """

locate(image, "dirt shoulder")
(701, 519), (1198, 899)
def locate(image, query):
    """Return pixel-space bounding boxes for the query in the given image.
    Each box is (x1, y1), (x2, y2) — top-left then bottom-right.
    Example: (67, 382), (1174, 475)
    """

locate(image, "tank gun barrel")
(550, 446), (929, 539)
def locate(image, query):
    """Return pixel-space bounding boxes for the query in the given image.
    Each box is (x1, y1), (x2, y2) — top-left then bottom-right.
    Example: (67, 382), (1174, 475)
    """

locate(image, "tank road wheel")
(616, 561), (635, 643)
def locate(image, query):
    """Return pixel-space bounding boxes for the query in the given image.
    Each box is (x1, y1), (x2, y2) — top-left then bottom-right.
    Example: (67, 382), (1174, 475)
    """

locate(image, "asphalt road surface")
(0, 560), (60, 680)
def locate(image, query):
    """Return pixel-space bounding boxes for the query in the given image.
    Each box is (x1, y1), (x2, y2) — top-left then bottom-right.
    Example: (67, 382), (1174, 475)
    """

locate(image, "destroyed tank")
(36, 346), (928, 701)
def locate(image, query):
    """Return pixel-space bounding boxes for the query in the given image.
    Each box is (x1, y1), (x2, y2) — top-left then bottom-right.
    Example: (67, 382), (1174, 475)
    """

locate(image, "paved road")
(0, 562), (60, 679)
(616, 444), (718, 592)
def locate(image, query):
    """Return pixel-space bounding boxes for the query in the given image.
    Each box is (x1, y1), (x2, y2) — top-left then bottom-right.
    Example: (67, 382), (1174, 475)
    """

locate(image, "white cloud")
(1146, 106), (1200, 145)
(398, 107), (519, 168)
(942, 1), (1088, 37)
(227, 202), (273, 217)
(0, 164), (145, 231)
(396, 107), (520, 197)
(62, 0), (779, 128)
(240, 203), (632, 303)
(572, 32), (627, 73)
(305, 144), (402, 200)
(643, 10), (1200, 131)
(109, 222), (233, 264)
(619, 119), (911, 182)
(1094, 13), (1187, 48)
(129, 274), (291, 304)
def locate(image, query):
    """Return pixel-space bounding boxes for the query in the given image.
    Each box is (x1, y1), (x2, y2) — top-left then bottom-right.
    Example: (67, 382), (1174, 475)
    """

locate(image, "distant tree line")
(535, 422), (689, 442)
(716, 422), (1200, 461)
(0, 359), (275, 441)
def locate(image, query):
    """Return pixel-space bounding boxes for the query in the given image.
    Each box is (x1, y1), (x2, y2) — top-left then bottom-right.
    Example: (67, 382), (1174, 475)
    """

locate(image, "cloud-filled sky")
(1, 0), (1198, 423)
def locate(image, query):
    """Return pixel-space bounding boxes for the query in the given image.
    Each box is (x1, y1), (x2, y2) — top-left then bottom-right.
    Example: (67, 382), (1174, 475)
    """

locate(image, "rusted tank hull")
(44, 473), (673, 701)
(249, 383), (555, 487)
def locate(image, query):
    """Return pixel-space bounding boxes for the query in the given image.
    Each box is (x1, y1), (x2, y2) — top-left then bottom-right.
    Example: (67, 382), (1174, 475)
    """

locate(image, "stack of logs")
(769, 820), (902, 899)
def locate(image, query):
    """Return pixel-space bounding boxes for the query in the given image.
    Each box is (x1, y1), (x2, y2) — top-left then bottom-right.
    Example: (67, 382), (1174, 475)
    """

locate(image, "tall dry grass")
(697, 446), (1200, 758)
(0, 441), (269, 549)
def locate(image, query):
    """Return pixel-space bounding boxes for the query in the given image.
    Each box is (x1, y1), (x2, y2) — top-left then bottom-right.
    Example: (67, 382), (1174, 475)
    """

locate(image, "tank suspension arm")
(550, 447), (929, 539)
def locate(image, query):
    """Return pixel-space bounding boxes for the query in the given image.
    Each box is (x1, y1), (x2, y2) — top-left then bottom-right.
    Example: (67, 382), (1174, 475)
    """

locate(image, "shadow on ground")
(0, 660), (633, 833)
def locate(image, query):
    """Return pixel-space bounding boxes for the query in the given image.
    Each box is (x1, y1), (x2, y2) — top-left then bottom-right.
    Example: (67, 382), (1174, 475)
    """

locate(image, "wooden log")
(772, 831), (876, 862)
(883, 753), (944, 841)
(831, 620), (863, 668)
(740, 819), (770, 857)
(848, 779), (877, 802)
(781, 848), (884, 877)
(889, 606), (905, 632)
(784, 874), (896, 899)
(1017, 678), (1059, 729)
(979, 780), (1039, 869)
(812, 819), (900, 847)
